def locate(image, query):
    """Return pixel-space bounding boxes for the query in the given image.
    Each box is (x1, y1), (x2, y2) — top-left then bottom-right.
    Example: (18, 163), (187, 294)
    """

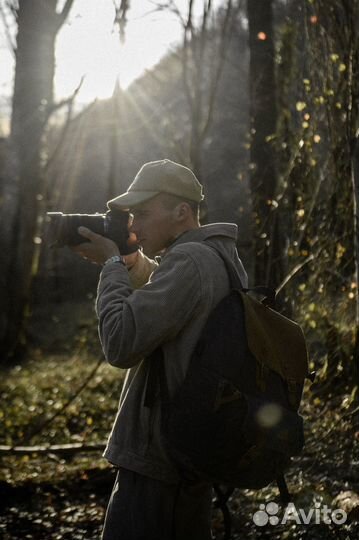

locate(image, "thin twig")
(18, 356), (104, 446)
(275, 253), (315, 295)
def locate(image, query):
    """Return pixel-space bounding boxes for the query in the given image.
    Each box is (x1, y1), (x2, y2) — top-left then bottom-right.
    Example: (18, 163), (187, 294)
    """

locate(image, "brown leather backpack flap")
(240, 292), (308, 383)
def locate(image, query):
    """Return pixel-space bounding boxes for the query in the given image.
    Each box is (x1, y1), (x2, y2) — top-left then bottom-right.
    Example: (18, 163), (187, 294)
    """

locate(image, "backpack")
(145, 245), (312, 537)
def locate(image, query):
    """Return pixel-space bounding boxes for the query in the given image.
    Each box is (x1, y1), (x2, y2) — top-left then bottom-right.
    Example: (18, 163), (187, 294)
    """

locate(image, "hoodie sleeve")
(96, 247), (202, 368)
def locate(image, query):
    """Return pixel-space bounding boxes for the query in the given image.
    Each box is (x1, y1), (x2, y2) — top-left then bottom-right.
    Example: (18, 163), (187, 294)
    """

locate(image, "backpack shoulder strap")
(205, 242), (276, 306)
(204, 241), (245, 290)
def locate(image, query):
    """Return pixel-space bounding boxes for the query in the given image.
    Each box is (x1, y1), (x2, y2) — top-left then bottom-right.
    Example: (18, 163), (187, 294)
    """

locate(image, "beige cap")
(107, 159), (204, 210)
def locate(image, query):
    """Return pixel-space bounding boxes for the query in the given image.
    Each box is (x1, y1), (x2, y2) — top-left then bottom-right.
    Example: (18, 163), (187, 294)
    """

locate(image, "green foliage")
(273, 0), (358, 387)
(0, 348), (124, 483)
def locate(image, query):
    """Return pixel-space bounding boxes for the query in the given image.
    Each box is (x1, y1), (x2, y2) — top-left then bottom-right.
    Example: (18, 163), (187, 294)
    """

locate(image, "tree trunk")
(0, 0), (74, 360)
(107, 82), (126, 201)
(247, 0), (282, 287)
(352, 137), (359, 382)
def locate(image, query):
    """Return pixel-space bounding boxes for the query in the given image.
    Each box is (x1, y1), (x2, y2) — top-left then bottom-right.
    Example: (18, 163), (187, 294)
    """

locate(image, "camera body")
(46, 210), (137, 255)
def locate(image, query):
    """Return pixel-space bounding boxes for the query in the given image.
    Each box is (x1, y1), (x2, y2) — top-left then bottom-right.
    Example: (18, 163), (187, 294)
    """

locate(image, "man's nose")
(129, 219), (139, 236)
(127, 219), (138, 245)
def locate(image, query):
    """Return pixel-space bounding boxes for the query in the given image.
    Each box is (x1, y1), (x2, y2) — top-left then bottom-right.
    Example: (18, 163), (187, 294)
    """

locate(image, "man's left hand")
(71, 226), (121, 265)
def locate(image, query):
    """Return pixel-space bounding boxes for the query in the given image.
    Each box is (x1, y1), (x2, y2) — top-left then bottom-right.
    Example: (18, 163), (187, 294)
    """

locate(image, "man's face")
(129, 194), (179, 257)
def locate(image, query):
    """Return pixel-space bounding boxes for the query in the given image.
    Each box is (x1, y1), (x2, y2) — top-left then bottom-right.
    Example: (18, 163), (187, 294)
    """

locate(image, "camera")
(46, 209), (137, 255)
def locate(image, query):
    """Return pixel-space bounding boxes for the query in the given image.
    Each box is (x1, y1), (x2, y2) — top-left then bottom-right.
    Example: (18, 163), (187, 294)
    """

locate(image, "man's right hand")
(123, 236), (139, 269)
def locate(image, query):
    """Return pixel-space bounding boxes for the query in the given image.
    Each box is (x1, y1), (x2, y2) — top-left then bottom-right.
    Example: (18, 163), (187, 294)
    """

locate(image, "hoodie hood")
(170, 222), (237, 247)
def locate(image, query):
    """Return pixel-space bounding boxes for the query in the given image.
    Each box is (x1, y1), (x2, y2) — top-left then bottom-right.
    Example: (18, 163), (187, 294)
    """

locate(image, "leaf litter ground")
(0, 304), (358, 539)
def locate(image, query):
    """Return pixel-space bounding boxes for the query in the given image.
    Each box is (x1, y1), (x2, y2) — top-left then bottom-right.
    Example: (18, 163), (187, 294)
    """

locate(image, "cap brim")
(107, 191), (160, 210)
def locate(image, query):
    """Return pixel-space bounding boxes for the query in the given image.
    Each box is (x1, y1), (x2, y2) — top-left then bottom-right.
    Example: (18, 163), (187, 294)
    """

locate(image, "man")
(74, 159), (248, 540)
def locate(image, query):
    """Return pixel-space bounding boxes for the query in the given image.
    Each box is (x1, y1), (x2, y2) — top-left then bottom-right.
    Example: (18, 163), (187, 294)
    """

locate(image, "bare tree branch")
(0, 1), (16, 55)
(56, 0), (75, 30)
(275, 252), (315, 295)
(44, 98), (98, 177)
(113, 0), (130, 43)
(149, 0), (186, 26)
(45, 75), (85, 122)
(0, 442), (106, 456)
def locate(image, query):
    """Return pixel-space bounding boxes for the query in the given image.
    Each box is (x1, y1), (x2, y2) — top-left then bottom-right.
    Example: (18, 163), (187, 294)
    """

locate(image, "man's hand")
(72, 226), (139, 268)
(71, 227), (120, 264)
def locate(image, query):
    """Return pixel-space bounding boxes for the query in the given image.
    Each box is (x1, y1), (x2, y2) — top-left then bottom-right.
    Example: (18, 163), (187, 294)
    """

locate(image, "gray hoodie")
(96, 223), (248, 483)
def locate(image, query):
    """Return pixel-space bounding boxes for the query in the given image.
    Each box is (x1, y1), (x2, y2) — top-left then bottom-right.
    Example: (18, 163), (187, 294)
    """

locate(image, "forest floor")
(0, 301), (358, 539)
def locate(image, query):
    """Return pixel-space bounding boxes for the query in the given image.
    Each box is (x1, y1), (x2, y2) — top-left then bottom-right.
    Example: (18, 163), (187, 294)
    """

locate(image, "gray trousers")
(101, 468), (213, 540)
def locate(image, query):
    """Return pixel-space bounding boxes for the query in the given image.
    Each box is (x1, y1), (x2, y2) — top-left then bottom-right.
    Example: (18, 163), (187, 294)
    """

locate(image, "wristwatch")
(103, 255), (126, 266)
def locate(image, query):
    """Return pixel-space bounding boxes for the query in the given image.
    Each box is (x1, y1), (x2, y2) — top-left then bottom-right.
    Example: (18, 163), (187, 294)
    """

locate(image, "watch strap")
(104, 255), (126, 266)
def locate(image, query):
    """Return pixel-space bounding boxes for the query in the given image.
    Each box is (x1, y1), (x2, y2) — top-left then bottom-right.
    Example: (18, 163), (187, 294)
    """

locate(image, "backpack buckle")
(214, 379), (242, 411)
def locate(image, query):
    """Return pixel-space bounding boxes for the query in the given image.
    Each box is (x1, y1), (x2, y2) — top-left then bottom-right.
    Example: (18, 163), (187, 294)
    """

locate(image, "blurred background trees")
(0, 0), (358, 399)
(0, 0), (75, 358)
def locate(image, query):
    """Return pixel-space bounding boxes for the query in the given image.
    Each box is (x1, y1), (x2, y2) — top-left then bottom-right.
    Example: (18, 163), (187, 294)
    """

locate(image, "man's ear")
(174, 202), (190, 221)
